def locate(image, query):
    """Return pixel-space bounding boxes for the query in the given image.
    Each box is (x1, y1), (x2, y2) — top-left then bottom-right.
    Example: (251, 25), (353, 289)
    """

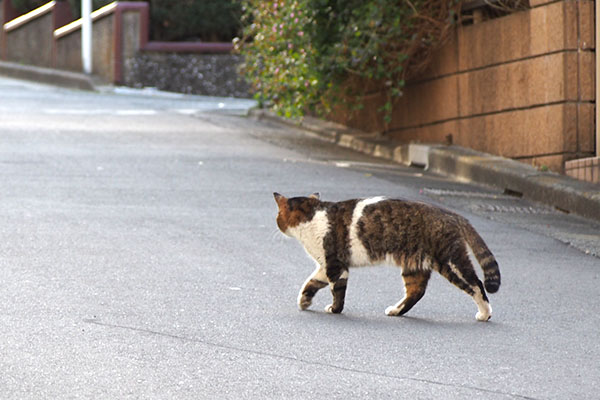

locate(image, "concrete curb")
(249, 109), (600, 222)
(0, 61), (103, 91)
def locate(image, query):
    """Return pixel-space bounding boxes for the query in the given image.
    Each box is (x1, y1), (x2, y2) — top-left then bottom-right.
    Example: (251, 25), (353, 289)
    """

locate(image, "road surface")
(1, 77), (599, 399)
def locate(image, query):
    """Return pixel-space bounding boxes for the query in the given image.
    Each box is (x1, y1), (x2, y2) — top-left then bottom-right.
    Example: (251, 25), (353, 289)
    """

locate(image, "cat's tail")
(462, 223), (501, 293)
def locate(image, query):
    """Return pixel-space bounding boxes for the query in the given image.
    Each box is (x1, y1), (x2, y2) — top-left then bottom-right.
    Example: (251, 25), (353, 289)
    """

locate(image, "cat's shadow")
(300, 309), (499, 330)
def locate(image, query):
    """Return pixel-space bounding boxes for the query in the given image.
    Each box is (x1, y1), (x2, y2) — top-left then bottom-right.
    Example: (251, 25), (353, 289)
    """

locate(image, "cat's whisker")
(270, 230), (280, 241)
(269, 227), (286, 243)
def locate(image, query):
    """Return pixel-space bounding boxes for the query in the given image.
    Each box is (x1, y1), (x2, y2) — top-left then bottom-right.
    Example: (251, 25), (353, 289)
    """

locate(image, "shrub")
(237, 0), (462, 123)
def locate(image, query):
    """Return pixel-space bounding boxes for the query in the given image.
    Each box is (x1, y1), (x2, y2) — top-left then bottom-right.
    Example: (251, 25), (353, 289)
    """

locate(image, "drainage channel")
(422, 188), (554, 214)
(422, 187), (600, 258)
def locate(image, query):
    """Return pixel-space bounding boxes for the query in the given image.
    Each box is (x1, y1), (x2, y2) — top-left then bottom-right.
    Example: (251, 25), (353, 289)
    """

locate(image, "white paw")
(324, 304), (334, 313)
(385, 306), (400, 316)
(476, 311), (491, 321)
(476, 304), (492, 321)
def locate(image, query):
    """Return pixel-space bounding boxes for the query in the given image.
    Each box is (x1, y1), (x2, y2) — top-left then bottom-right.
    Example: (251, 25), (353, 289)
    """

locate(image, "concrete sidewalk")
(0, 61), (102, 91)
(250, 109), (600, 222)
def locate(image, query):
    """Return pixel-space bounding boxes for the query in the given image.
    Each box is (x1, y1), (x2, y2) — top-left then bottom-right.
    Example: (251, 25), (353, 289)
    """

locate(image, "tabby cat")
(273, 192), (501, 321)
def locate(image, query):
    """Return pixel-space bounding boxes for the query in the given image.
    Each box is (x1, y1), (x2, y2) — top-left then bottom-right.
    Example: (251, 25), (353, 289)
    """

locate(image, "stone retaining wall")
(124, 52), (250, 98)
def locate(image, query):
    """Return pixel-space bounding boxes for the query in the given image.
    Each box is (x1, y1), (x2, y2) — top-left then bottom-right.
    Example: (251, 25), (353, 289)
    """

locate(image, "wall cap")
(4, 1), (55, 32)
(142, 41), (233, 54)
(54, 1), (116, 38)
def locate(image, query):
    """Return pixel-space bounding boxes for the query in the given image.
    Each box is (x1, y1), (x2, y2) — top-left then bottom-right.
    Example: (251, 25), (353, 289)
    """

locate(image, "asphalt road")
(1, 77), (599, 399)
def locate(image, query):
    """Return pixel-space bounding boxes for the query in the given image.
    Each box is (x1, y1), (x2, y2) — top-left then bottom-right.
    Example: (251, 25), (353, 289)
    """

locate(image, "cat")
(273, 192), (501, 321)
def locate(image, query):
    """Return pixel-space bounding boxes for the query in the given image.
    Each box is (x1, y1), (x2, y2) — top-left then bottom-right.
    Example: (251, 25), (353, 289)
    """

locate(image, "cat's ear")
(309, 192), (320, 200)
(273, 192), (287, 206)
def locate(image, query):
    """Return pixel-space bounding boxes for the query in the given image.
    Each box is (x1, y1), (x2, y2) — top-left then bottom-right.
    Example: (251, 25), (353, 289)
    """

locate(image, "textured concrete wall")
(121, 10), (142, 82)
(331, 0), (596, 173)
(55, 13), (115, 82)
(91, 14), (115, 82)
(54, 27), (82, 72)
(5, 11), (53, 67)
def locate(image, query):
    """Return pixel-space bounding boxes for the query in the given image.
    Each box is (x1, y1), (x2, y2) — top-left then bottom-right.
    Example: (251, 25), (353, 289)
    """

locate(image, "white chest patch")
(288, 209), (329, 266)
(348, 197), (385, 266)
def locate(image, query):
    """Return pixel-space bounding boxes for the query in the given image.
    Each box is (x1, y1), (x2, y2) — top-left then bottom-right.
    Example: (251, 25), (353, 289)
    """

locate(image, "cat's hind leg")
(385, 269), (431, 317)
(298, 265), (328, 310)
(437, 255), (492, 321)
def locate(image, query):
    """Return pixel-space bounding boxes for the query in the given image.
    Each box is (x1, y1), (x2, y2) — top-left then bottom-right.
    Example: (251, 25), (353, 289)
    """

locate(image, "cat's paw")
(476, 311), (492, 321)
(298, 296), (312, 311)
(385, 306), (401, 316)
(324, 304), (342, 314)
(476, 303), (492, 321)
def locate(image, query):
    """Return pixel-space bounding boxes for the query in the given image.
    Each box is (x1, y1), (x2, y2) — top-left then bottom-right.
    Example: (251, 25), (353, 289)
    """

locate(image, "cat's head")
(273, 192), (320, 235)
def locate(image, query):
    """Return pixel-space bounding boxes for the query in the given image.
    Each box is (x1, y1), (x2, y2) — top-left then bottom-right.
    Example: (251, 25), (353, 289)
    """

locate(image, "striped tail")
(463, 223), (501, 293)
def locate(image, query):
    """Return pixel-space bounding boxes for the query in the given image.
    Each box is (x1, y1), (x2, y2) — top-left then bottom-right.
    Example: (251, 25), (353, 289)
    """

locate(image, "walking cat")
(273, 192), (501, 321)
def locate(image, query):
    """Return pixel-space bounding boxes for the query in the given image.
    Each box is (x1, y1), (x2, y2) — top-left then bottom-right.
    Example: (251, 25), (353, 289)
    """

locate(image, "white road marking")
(116, 109), (157, 116)
(43, 108), (112, 115)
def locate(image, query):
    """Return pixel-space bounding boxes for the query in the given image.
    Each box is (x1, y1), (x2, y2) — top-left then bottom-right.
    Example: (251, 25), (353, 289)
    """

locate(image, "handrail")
(4, 1), (55, 32)
(54, 2), (116, 38)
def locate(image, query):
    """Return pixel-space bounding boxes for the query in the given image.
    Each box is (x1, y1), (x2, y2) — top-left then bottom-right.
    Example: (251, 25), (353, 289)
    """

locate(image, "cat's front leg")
(324, 266), (349, 314)
(298, 265), (328, 310)
(324, 278), (348, 314)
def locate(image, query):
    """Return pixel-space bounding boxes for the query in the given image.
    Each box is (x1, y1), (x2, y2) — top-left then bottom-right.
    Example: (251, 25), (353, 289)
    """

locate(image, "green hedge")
(10, 0), (242, 42)
(238, 0), (461, 123)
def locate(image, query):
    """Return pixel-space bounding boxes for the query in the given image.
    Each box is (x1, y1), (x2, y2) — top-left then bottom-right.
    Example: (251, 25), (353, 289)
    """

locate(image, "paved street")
(1, 77), (599, 399)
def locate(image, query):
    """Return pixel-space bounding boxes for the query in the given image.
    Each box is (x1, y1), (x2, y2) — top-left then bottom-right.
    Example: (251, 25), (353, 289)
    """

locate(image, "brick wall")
(330, 0), (596, 173)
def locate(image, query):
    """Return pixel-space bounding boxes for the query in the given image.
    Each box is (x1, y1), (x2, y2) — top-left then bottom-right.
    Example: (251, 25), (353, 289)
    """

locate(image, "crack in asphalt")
(83, 318), (538, 400)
